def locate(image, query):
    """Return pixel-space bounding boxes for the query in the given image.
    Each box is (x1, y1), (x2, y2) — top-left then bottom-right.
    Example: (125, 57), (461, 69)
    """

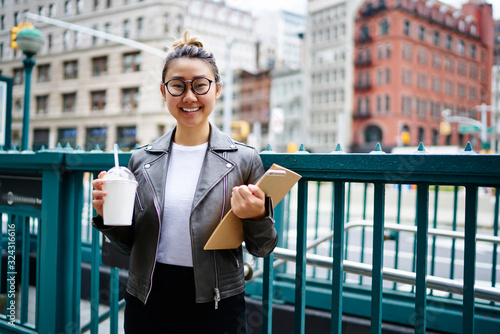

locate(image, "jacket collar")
(144, 123), (238, 154)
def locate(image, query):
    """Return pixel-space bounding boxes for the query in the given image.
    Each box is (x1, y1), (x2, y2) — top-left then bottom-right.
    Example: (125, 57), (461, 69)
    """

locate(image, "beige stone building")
(0, 0), (256, 151)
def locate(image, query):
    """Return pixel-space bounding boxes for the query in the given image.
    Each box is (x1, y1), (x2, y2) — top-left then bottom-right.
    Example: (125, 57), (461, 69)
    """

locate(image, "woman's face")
(161, 58), (221, 132)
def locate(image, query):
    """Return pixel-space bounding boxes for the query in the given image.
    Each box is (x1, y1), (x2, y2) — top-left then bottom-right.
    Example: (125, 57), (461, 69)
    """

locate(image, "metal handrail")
(269, 247), (500, 303)
(246, 220), (500, 302)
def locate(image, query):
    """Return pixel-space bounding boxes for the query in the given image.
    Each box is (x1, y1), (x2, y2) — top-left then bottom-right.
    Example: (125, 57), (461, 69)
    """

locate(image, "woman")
(91, 30), (278, 333)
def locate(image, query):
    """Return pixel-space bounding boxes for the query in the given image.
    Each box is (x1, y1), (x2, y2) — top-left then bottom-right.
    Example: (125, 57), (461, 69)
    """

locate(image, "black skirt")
(124, 262), (247, 334)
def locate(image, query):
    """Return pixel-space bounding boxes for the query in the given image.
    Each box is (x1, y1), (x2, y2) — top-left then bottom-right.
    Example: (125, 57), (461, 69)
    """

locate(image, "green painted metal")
(20, 216), (30, 324)
(430, 186), (439, 296)
(463, 186), (478, 333)
(330, 181), (345, 334)
(110, 267), (120, 334)
(294, 180), (308, 334)
(493, 188), (499, 292)
(21, 56), (35, 151)
(371, 183), (385, 334)
(415, 184), (429, 333)
(1, 147), (500, 333)
(262, 254), (274, 334)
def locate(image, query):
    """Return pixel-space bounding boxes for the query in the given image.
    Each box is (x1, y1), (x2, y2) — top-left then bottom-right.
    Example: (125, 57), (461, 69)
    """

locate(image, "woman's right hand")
(91, 171), (107, 217)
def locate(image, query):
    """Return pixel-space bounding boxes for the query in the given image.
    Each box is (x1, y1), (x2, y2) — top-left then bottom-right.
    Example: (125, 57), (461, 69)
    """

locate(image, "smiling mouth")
(181, 107), (201, 112)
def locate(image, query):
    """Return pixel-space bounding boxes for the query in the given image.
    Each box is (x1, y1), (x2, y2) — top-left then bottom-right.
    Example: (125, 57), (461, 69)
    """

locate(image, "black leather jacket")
(93, 124), (278, 305)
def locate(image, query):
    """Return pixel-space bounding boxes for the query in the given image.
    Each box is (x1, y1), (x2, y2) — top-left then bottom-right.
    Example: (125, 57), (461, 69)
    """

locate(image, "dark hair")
(161, 30), (221, 85)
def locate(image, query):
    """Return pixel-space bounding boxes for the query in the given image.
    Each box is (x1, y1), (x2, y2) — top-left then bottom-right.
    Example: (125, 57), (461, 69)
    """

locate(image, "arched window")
(364, 125), (383, 144)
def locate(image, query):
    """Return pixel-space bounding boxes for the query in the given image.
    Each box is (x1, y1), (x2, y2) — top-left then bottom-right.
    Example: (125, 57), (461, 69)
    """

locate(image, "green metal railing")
(0, 143), (499, 333)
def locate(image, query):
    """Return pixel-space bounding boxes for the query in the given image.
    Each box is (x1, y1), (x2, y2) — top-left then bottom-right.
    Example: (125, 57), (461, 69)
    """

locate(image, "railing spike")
(414, 142), (428, 154)
(56, 142), (63, 149)
(75, 145), (83, 151)
(0, 146), (5, 153)
(296, 144), (310, 154)
(461, 141), (477, 155)
(64, 142), (73, 151)
(260, 144), (274, 154)
(39, 145), (46, 152)
(330, 143), (346, 154)
(91, 144), (103, 153)
(370, 142), (386, 154)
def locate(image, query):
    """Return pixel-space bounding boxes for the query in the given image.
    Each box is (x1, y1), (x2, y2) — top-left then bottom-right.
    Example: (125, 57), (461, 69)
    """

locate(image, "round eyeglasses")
(163, 77), (214, 96)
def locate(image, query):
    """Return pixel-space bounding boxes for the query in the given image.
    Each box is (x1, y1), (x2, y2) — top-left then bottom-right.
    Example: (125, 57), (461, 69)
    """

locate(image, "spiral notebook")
(204, 164), (301, 250)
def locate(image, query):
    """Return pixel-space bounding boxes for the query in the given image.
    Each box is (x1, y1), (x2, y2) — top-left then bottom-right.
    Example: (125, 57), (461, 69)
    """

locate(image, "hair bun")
(172, 30), (204, 50)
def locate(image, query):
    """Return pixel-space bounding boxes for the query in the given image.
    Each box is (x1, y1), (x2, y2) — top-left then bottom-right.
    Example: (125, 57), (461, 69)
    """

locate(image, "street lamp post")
(16, 26), (44, 151)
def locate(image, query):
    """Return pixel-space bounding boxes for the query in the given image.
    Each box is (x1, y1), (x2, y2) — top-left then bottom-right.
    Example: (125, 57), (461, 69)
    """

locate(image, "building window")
(47, 33), (53, 51)
(404, 20), (410, 36)
(1, 15), (4, 30)
(33, 129), (49, 151)
(137, 17), (144, 36)
(0, 42), (3, 59)
(58, 128), (77, 148)
(63, 60), (78, 79)
(93, 0), (99, 11)
(419, 26), (425, 41)
(444, 81), (453, 95)
(457, 39), (464, 55)
(379, 19), (389, 35)
(77, 0), (83, 14)
(36, 95), (49, 114)
(49, 4), (56, 17)
(92, 56), (108, 76)
(122, 88), (139, 109)
(470, 44), (476, 59)
(13, 68), (23, 85)
(106, 0), (112, 8)
(64, 1), (71, 16)
(433, 31), (439, 46)
(376, 96), (381, 114)
(91, 90), (107, 110)
(457, 62), (466, 76)
(385, 68), (390, 83)
(86, 127), (107, 151)
(37, 64), (51, 82)
(123, 19), (130, 38)
(123, 52), (141, 72)
(469, 87), (477, 101)
(385, 95), (390, 113)
(116, 126), (137, 151)
(92, 25), (98, 45)
(446, 35), (452, 50)
(418, 127), (424, 143)
(360, 24), (370, 41)
(63, 30), (71, 50)
(62, 93), (77, 112)
(469, 65), (477, 79)
(386, 43), (391, 58)
(457, 84), (466, 98)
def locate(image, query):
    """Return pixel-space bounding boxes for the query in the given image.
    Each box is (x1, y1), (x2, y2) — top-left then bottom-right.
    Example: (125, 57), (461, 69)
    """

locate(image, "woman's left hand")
(231, 184), (266, 220)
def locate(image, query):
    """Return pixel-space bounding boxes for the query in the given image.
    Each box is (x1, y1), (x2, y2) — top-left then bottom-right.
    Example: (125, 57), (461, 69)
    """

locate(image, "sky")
(227, 0), (499, 20)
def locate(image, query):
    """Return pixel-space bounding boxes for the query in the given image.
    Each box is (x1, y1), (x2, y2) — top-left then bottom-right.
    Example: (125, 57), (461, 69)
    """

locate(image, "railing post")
(415, 184), (429, 333)
(463, 186), (478, 333)
(371, 183), (385, 334)
(331, 181), (345, 334)
(262, 253), (274, 334)
(294, 179), (308, 334)
(38, 156), (81, 333)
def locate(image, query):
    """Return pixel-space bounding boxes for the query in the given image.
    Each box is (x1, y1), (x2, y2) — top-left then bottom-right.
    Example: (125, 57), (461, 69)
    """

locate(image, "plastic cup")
(102, 166), (138, 226)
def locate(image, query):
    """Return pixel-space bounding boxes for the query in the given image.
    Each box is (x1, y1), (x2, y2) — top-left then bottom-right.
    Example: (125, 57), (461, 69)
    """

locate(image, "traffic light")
(10, 22), (34, 50)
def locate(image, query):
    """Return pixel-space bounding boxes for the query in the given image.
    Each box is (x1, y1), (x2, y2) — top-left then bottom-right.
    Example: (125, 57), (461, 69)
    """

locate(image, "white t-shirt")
(156, 142), (207, 267)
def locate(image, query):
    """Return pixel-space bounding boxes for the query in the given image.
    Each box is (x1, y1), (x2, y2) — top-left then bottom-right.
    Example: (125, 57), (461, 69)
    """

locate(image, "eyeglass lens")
(166, 78), (211, 96)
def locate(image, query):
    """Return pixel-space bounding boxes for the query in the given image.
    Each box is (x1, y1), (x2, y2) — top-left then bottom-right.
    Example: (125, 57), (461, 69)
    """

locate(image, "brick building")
(352, 0), (494, 152)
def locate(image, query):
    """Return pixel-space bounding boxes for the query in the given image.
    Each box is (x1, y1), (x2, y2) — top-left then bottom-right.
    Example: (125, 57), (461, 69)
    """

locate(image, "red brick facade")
(352, 0), (493, 152)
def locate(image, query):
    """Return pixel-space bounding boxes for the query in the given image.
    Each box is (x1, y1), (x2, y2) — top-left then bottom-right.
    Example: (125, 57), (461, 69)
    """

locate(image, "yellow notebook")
(204, 164), (301, 250)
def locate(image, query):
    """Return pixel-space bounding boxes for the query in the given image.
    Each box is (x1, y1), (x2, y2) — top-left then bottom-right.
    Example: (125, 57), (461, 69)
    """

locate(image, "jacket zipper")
(212, 152), (228, 309)
(143, 168), (162, 304)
